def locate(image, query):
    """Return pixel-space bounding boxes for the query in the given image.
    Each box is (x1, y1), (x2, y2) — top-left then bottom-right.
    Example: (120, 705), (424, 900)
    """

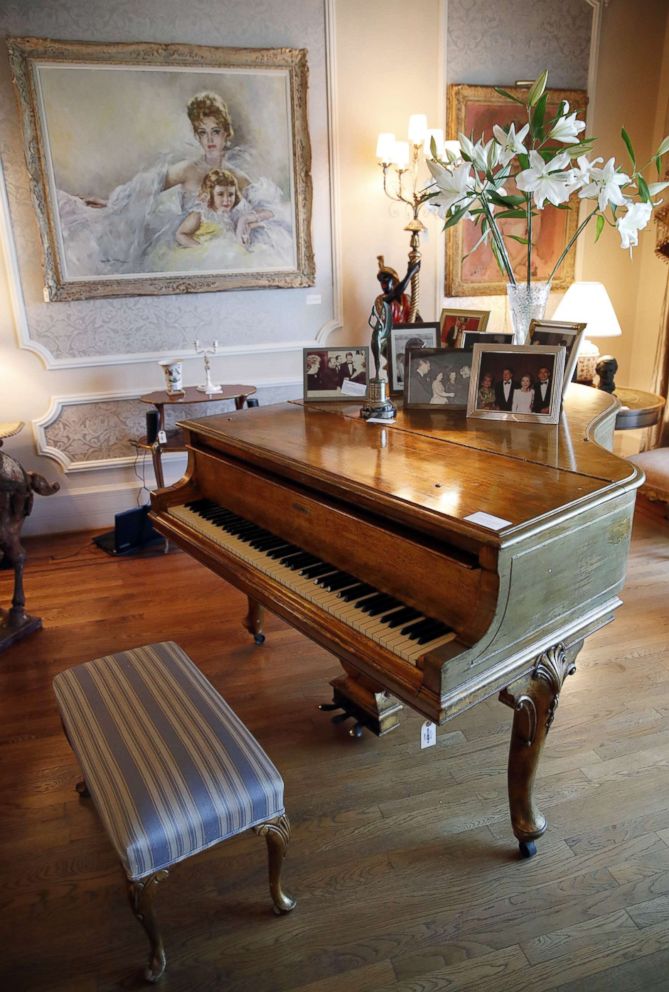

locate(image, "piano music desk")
(150, 385), (643, 858)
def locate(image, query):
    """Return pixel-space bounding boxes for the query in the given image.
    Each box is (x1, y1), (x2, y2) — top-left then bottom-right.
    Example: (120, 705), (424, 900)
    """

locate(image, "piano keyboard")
(168, 499), (456, 664)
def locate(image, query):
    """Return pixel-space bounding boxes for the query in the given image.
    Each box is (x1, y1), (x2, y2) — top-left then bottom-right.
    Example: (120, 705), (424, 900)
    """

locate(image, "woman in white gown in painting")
(55, 91), (294, 277)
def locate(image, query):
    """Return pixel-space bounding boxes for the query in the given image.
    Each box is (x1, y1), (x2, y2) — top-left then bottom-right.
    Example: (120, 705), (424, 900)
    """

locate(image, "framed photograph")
(303, 348), (369, 402)
(446, 84), (586, 296)
(388, 322), (440, 394)
(460, 330), (514, 351)
(440, 308), (490, 347)
(528, 319), (586, 394)
(8, 37), (315, 301)
(404, 348), (473, 410)
(466, 344), (566, 424)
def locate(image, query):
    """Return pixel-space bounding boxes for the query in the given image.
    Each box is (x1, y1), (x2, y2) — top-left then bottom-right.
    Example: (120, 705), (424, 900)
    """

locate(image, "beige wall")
(334, 0), (444, 344)
(580, 0), (669, 387)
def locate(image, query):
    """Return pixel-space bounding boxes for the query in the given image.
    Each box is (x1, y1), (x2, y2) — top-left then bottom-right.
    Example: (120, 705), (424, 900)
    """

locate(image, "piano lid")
(177, 386), (640, 546)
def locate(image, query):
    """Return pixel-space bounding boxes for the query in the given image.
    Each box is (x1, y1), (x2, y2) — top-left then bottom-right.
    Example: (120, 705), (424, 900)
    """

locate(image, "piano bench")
(53, 641), (295, 983)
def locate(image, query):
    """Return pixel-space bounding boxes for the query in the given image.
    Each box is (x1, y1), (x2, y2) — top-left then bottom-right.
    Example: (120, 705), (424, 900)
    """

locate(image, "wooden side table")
(138, 385), (257, 488)
(613, 387), (665, 431)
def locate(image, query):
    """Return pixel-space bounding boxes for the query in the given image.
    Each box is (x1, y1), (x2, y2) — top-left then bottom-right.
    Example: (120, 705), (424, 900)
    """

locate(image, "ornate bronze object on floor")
(0, 423), (59, 651)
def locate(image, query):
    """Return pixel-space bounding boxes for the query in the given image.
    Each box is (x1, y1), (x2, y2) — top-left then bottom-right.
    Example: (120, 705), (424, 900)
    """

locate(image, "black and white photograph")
(404, 348), (472, 410)
(303, 347), (368, 401)
(388, 322), (439, 393)
(528, 319), (586, 393)
(467, 344), (565, 424)
(459, 330), (514, 351)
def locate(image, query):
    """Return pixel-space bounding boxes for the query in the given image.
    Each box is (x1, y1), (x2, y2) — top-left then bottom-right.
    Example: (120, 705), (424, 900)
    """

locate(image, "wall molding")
(33, 377), (301, 472)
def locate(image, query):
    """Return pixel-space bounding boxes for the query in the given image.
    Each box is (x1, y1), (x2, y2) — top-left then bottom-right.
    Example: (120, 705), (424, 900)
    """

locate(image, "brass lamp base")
(360, 378), (396, 420)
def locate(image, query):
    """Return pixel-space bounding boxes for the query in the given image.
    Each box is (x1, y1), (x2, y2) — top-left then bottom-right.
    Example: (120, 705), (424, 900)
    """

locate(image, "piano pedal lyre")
(319, 668), (403, 738)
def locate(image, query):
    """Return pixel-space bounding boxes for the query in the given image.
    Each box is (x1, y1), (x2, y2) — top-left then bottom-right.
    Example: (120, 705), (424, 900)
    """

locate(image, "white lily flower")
(549, 102), (586, 144)
(578, 157), (630, 211)
(458, 133), (477, 162)
(516, 150), (574, 209)
(426, 158), (475, 215)
(492, 122), (529, 166)
(616, 201), (653, 251)
(571, 155), (603, 187)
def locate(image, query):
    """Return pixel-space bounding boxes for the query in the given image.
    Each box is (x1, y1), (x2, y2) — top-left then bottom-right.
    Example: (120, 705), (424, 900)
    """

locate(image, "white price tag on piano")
(465, 510), (512, 531)
(420, 720), (436, 749)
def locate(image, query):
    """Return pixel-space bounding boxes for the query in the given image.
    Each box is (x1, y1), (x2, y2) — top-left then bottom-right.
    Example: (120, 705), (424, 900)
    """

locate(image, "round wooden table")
(138, 385), (257, 488)
(613, 387), (665, 431)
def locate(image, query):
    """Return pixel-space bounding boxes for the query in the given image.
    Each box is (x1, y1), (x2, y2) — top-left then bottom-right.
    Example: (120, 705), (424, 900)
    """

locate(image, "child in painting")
(511, 374), (535, 414)
(176, 169), (273, 249)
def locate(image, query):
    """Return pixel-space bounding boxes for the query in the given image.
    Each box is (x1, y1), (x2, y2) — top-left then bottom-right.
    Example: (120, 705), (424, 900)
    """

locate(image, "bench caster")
(518, 840), (537, 858)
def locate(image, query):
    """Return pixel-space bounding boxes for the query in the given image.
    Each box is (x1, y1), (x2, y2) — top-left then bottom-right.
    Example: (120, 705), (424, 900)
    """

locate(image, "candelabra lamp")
(194, 339), (222, 394)
(375, 115), (443, 321)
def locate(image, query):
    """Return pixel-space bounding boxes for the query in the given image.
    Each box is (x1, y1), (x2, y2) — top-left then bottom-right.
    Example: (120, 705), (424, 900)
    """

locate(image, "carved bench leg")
(254, 814), (296, 914)
(75, 779), (90, 798)
(244, 597), (266, 645)
(127, 869), (169, 983)
(500, 642), (580, 858)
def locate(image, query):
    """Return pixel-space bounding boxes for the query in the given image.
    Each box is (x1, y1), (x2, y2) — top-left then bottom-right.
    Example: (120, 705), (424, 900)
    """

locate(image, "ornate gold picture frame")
(8, 38), (315, 301)
(446, 84), (586, 297)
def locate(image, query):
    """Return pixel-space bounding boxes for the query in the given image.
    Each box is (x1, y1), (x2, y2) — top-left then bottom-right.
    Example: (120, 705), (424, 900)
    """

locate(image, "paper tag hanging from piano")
(420, 720), (436, 749)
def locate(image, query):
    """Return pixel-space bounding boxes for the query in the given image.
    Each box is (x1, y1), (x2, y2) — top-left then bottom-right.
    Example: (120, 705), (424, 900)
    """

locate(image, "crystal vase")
(506, 281), (551, 345)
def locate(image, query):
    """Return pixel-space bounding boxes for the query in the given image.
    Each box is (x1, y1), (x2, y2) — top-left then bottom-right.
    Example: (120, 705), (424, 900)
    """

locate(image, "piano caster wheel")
(254, 633), (266, 645)
(518, 840), (537, 859)
(349, 723), (364, 738)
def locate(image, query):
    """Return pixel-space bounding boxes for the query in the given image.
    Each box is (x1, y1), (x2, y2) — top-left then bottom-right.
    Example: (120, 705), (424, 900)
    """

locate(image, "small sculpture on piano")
(362, 257), (420, 421)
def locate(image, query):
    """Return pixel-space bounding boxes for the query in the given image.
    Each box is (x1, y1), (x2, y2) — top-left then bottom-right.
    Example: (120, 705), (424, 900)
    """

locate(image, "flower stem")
(481, 196), (516, 284)
(526, 194), (532, 289)
(547, 207), (599, 283)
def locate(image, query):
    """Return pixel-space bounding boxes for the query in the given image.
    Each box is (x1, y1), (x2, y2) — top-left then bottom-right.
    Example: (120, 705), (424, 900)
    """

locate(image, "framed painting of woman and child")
(8, 38), (314, 300)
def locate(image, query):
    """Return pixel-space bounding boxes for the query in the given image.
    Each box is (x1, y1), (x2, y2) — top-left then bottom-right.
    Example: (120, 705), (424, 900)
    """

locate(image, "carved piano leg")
(244, 597), (266, 645)
(320, 661), (402, 737)
(500, 642), (580, 858)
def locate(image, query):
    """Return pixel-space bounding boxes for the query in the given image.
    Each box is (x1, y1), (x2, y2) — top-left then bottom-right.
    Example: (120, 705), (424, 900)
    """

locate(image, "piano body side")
(151, 386), (643, 724)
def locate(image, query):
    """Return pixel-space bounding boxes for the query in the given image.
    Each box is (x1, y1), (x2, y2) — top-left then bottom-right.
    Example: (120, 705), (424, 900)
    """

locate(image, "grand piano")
(150, 385), (643, 856)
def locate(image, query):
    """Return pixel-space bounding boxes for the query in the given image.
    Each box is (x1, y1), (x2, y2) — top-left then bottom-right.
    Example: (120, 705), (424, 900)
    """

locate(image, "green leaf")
(594, 214), (605, 243)
(527, 70), (548, 107)
(443, 204), (470, 229)
(493, 86), (526, 106)
(488, 191), (525, 208)
(531, 92), (548, 141)
(493, 208), (529, 219)
(657, 135), (669, 156)
(506, 235), (529, 244)
(621, 128), (636, 167)
(637, 175), (651, 202)
(517, 152), (530, 170)
(656, 155), (663, 177)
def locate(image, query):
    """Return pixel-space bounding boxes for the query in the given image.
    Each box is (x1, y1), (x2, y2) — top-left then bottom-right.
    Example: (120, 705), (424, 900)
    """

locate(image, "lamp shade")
(552, 281), (622, 338)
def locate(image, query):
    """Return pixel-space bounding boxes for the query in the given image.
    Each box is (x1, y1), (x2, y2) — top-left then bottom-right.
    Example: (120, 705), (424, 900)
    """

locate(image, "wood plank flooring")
(0, 499), (668, 991)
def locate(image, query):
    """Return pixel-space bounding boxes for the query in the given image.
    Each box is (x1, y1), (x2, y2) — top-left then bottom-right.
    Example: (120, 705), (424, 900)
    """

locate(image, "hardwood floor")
(0, 499), (668, 992)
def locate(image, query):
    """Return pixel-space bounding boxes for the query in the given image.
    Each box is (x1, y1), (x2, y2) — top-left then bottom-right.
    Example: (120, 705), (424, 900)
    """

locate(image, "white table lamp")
(553, 281), (622, 383)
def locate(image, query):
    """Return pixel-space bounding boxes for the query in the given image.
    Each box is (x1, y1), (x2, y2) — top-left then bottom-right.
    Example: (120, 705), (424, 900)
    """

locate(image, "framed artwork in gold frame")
(446, 84), (587, 297)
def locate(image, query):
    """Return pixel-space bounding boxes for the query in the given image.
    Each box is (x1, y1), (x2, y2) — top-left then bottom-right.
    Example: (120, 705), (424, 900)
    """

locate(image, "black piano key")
(282, 553), (319, 571)
(318, 572), (357, 592)
(384, 606), (423, 628)
(278, 549), (308, 565)
(250, 535), (286, 551)
(356, 592), (395, 614)
(416, 623), (451, 645)
(300, 562), (336, 578)
(365, 596), (402, 617)
(401, 617), (442, 639)
(338, 582), (376, 602)
(267, 544), (300, 560)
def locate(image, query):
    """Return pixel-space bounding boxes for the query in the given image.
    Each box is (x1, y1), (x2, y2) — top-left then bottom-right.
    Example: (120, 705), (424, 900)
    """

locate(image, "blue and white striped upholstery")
(53, 642), (285, 880)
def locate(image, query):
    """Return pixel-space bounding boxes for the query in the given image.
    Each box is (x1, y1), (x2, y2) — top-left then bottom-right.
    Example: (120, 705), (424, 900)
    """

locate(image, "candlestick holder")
(194, 340), (222, 394)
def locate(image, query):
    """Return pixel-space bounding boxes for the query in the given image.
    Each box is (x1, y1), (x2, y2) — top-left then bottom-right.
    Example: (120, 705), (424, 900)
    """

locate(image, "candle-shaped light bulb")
(408, 114), (428, 146)
(376, 132), (396, 163)
(392, 140), (410, 169)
